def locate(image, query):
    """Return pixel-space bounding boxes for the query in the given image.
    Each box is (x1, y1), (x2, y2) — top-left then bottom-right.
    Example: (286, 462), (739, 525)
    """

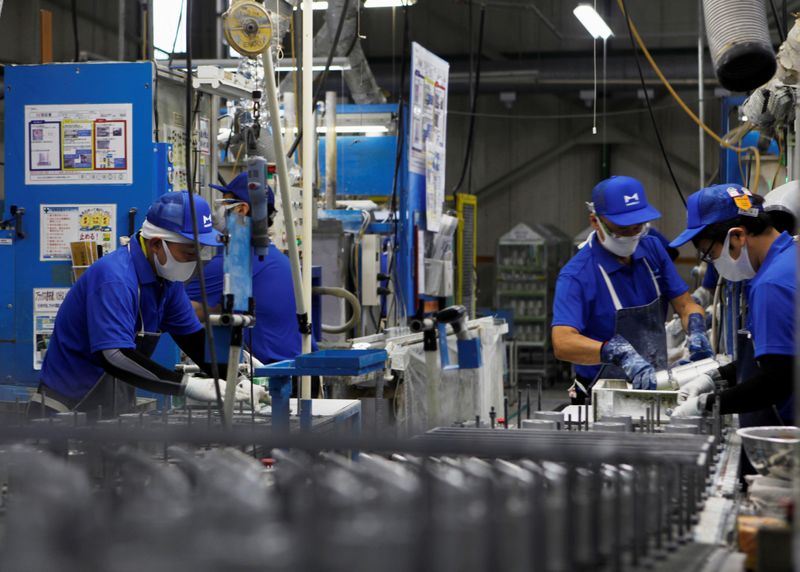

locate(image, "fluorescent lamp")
(280, 126), (389, 134)
(316, 125), (389, 134)
(296, 0), (416, 9)
(275, 65), (348, 72)
(573, 5), (613, 40)
(363, 0), (417, 7)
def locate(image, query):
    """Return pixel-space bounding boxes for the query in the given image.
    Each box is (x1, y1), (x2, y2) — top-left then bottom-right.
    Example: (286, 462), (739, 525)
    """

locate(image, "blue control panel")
(1, 62), (177, 389)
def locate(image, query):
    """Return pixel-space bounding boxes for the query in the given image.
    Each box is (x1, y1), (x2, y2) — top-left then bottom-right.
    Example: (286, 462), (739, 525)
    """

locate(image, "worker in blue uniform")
(669, 185), (795, 425)
(552, 176), (710, 403)
(186, 172), (306, 365)
(647, 226), (680, 261)
(31, 191), (264, 418)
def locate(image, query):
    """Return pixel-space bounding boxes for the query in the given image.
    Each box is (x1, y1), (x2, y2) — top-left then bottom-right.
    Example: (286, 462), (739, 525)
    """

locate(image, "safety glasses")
(598, 218), (648, 239)
(698, 242), (717, 264)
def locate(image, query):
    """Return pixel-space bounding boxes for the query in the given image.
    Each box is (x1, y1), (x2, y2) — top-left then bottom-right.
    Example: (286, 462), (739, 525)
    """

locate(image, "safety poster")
(409, 42), (449, 232)
(32, 288), (70, 370)
(40, 204), (117, 261)
(24, 103), (133, 184)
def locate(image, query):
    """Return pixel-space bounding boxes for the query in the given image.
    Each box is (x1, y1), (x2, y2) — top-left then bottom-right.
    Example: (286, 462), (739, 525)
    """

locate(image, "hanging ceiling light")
(298, 0), (417, 9)
(573, 4), (613, 40)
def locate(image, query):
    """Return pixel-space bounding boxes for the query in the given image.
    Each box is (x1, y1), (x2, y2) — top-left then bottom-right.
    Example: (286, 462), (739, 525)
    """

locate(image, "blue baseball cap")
(145, 191), (221, 247)
(669, 184), (762, 247)
(591, 176), (661, 226)
(209, 171), (275, 210)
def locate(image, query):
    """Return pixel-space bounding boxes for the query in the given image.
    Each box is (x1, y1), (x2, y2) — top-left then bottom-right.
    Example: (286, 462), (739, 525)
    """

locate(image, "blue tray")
(294, 349), (388, 371)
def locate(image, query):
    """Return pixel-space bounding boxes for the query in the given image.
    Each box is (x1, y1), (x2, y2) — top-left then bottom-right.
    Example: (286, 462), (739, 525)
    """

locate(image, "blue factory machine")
(0, 62), (176, 399)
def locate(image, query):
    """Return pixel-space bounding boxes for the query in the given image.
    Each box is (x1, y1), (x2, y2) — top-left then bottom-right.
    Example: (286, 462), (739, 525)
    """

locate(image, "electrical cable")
(768, 0), (787, 43)
(451, 3), (485, 194)
(619, 0), (686, 207)
(71, 0), (80, 62)
(167, 0), (185, 69)
(190, 92), (203, 199)
(615, 0), (762, 194)
(184, 0), (225, 423)
(447, 99), (711, 120)
(387, 5), (410, 325)
(285, 0), (351, 159)
(592, 0), (597, 135)
(153, 61), (161, 142)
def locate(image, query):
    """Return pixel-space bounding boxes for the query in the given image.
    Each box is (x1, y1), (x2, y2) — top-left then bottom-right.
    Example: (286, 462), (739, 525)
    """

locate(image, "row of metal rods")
(410, 457), (706, 572)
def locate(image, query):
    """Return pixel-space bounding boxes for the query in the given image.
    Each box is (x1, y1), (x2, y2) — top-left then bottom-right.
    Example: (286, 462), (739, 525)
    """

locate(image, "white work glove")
(184, 377), (227, 402)
(235, 378), (269, 406)
(241, 349), (266, 375)
(677, 373), (716, 404)
(670, 393), (709, 418)
(665, 315), (686, 350)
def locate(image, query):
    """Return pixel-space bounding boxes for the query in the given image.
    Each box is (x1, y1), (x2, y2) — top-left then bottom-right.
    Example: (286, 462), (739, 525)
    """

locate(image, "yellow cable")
(616, 0), (762, 193)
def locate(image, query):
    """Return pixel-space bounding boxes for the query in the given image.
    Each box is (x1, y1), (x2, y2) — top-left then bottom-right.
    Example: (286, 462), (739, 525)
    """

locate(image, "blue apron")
(593, 257), (669, 384)
(572, 248), (668, 401)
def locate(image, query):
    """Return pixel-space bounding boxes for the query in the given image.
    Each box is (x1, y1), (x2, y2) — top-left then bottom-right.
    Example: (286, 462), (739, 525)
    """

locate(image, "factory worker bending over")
(186, 172), (309, 365)
(669, 185), (795, 426)
(552, 176), (710, 403)
(31, 191), (263, 418)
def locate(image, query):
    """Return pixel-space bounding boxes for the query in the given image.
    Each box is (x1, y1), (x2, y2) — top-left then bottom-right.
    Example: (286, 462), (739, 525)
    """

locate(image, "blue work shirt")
(41, 237), (202, 400)
(552, 233), (689, 380)
(747, 232), (796, 358)
(647, 227), (680, 261)
(702, 264), (719, 289)
(185, 244), (308, 364)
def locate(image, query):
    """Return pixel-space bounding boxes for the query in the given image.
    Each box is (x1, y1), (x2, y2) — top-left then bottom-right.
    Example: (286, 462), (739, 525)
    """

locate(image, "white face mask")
(598, 221), (649, 257)
(712, 229), (756, 282)
(212, 201), (246, 231)
(154, 240), (197, 282)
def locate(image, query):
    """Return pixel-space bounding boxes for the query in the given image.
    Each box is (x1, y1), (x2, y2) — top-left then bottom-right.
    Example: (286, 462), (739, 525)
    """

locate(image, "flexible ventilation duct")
(281, 0), (386, 104)
(703, 0), (776, 92)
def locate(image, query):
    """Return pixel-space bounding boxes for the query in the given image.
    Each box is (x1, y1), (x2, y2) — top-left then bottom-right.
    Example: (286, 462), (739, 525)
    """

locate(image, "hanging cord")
(285, 0), (351, 159)
(167, 0), (186, 70)
(71, 0), (80, 61)
(451, 3), (486, 194)
(619, 0), (686, 207)
(185, 0), (225, 423)
(386, 5), (410, 325)
(615, 0), (761, 194)
(291, 10), (300, 152)
(768, 0), (787, 43)
(592, 0), (597, 135)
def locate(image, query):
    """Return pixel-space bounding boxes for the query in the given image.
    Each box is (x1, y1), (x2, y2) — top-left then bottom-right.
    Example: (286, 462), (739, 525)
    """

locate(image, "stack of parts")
(0, 415), (732, 572)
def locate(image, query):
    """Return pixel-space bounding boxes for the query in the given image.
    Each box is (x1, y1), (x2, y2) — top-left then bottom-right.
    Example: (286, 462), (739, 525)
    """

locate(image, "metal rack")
(0, 411), (736, 572)
(496, 223), (571, 386)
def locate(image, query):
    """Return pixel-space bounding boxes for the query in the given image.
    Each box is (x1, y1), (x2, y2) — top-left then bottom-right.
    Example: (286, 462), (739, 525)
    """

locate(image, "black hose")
(184, 0), (225, 422)
(285, 0), (352, 158)
(620, 0), (686, 208)
(769, 0), (787, 43)
(451, 3), (485, 194)
(167, 0), (186, 69)
(71, 0), (80, 62)
(386, 5), (410, 324)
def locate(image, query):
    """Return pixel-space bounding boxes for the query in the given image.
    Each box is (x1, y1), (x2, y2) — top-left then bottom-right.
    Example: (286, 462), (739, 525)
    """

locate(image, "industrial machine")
(0, 62), (190, 402)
